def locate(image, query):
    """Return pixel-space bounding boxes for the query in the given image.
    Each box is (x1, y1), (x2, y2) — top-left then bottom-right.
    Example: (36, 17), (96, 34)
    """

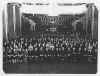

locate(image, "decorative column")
(7, 3), (21, 39)
(91, 4), (95, 39)
(3, 3), (8, 40)
(92, 4), (98, 40)
(87, 3), (98, 40)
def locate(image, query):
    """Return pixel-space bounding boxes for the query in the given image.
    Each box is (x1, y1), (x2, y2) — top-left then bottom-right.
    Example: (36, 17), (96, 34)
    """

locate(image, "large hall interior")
(3, 2), (98, 74)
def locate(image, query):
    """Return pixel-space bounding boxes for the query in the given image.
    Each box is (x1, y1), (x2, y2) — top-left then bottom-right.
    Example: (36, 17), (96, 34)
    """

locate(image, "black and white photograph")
(2, 0), (98, 74)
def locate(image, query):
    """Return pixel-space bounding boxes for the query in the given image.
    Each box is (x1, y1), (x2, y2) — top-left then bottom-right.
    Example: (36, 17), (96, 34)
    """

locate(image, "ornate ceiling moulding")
(22, 2), (49, 6)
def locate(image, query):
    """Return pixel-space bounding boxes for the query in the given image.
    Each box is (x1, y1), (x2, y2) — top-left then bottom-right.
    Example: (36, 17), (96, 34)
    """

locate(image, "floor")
(3, 62), (97, 74)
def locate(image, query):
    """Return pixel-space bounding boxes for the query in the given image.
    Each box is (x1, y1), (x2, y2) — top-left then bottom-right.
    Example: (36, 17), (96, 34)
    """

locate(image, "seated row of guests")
(3, 33), (97, 64)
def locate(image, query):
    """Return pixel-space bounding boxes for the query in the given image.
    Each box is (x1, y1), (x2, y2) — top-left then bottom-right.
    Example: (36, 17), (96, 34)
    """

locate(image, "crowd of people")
(3, 32), (97, 64)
